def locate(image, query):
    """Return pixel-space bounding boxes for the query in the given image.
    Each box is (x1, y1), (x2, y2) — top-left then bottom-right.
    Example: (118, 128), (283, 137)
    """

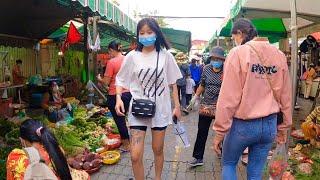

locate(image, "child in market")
(186, 74), (195, 107)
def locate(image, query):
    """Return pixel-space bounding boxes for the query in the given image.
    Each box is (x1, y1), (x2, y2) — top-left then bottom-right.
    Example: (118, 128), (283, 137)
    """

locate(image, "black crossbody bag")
(131, 52), (159, 118)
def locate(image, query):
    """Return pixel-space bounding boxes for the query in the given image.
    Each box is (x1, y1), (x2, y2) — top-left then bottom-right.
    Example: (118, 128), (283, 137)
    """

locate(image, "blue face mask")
(139, 34), (157, 47)
(210, 60), (223, 69)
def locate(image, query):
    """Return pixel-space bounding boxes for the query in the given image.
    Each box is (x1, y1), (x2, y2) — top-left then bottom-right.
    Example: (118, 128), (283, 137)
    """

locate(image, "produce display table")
(0, 84), (24, 104)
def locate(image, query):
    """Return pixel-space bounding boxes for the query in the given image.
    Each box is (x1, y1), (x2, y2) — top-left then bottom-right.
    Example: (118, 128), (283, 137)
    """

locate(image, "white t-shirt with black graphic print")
(116, 49), (182, 128)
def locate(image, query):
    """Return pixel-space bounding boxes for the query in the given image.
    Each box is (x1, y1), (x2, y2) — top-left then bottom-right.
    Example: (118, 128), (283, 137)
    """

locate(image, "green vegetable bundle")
(53, 125), (86, 157)
(0, 119), (18, 137)
(5, 128), (20, 145)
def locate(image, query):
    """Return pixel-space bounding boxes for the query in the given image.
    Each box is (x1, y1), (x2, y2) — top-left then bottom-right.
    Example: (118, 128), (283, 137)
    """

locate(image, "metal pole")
(83, 14), (90, 82)
(92, 16), (98, 82)
(290, 0), (298, 113)
(216, 31), (220, 46)
(288, 0), (298, 148)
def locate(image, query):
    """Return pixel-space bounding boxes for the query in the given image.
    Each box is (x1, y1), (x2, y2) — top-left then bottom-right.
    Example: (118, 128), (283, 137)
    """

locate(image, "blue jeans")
(222, 114), (277, 180)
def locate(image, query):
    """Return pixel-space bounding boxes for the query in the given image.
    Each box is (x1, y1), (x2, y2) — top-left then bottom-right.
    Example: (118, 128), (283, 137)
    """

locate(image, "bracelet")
(116, 93), (122, 97)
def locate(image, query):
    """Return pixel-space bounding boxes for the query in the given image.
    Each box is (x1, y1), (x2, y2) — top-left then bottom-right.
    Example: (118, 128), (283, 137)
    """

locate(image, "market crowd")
(6, 17), (292, 180)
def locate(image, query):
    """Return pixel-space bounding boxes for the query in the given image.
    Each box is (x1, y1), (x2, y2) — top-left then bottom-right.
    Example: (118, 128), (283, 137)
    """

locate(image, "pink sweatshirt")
(213, 38), (292, 138)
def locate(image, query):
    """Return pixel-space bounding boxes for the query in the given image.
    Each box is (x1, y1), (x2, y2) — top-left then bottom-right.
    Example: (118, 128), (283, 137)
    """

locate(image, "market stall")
(0, 103), (123, 176)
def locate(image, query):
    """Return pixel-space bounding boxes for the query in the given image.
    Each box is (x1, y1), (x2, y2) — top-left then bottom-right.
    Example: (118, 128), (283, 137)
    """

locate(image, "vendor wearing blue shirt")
(189, 58), (201, 91)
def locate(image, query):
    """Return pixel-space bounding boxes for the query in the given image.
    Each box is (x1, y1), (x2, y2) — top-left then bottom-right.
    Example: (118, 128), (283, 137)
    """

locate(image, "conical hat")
(175, 52), (188, 64)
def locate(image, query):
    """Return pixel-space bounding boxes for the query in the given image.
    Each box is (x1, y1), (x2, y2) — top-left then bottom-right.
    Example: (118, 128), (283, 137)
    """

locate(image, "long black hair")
(136, 18), (170, 52)
(108, 40), (122, 52)
(20, 119), (72, 180)
(231, 18), (258, 45)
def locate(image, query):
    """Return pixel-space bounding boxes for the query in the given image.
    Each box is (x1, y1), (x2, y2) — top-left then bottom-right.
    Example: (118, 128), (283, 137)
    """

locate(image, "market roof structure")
(68, 0), (137, 34)
(0, 0), (136, 41)
(0, 0), (78, 40)
(218, 0), (320, 43)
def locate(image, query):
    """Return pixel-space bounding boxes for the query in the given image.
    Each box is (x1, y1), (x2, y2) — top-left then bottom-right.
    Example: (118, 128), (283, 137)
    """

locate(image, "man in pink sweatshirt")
(212, 18), (292, 180)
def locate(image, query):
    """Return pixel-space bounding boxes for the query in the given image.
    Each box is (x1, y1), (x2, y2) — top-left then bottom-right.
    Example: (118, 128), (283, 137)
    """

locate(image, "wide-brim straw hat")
(175, 52), (188, 64)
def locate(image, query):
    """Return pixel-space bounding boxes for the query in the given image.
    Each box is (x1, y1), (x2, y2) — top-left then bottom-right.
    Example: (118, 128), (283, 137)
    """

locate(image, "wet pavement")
(91, 110), (247, 180)
(91, 98), (313, 180)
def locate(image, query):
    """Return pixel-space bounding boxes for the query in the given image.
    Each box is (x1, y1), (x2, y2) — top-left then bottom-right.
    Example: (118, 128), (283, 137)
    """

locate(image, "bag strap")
(246, 43), (280, 105)
(24, 147), (41, 165)
(154, 51), (160, 103)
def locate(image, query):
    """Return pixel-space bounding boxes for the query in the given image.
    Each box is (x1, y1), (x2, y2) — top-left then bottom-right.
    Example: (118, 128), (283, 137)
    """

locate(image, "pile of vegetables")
(68, 149), (102, 173)
(52, 106), (120, 158)
(0, 118), (20, 180)
(52, 125), (86, 157)
(0, 119), (18, 137)
(5, 128), (20, 146)
(289, 146), (320, 179)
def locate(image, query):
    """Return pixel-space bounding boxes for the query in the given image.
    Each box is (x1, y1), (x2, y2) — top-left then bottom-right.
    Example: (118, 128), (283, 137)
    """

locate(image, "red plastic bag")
(103, 134), (121, 150)
(268, 144), (288, 180)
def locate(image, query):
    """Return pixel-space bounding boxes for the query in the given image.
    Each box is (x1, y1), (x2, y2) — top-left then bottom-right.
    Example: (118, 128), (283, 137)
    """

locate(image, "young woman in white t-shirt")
(115, 18), (182, 180)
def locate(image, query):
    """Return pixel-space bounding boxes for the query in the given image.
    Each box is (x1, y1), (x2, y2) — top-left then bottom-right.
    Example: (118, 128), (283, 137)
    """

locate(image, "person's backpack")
(23, 147), (58, 180)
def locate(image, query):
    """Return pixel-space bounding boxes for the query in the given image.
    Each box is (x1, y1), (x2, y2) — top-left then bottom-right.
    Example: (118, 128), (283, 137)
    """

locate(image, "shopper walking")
(189, 57), (201, 91)
(188, 46), (225, 167)
(304, 63), (317, 99)
(212, 18), (292, 180)
(175, 52), (191, 114)
(115, 18), (182, 180)
(97, 41), (132, 151)
(185, 74), (195, 106)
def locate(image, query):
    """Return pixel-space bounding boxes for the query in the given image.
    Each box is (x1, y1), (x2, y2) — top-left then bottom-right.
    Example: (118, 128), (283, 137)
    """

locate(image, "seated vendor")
(6, 119), (90, 180)
(301, 106), (320, 147)
(41, 81), (71, 122)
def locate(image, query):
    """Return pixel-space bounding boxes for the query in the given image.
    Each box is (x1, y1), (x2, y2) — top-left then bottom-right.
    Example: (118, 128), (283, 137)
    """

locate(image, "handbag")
(247, 43), (283, 125)
(131, 52), (159, 118)
(199, 103), (217, 118)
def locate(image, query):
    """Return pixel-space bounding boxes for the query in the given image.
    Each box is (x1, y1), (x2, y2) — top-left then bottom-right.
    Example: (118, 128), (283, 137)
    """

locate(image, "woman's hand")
(115, 96), (125, 116)
(187, 95), (199, 110)
(173, 106), (181, 120)
(97, 74), (103, 82)
(276, 130), (287, 144)
(213, 135), (224, 156)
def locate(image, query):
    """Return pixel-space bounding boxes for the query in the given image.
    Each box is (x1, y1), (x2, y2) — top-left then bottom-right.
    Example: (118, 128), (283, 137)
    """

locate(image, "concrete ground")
(91, 98), (314, 180)
(91, 110), (247, 180)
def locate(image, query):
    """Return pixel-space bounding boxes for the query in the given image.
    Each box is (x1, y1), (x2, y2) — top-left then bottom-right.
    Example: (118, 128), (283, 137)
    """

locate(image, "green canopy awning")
(161, 28), (191, 53)
(220, 18), (287, 43)
(48, 21), (134, 50)
(217, 0), (320, 43)
(58, 0), (137, 34)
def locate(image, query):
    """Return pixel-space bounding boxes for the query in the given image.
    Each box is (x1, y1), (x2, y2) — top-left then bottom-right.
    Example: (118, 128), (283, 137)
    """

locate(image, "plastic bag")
(268, 144), (288, 180)
(193, 98), (200, 111)
(172, 117), (190, 148)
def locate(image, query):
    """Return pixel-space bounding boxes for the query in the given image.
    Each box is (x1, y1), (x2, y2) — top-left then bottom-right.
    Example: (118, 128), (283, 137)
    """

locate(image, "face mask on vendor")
(210, 59), (223, 69)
